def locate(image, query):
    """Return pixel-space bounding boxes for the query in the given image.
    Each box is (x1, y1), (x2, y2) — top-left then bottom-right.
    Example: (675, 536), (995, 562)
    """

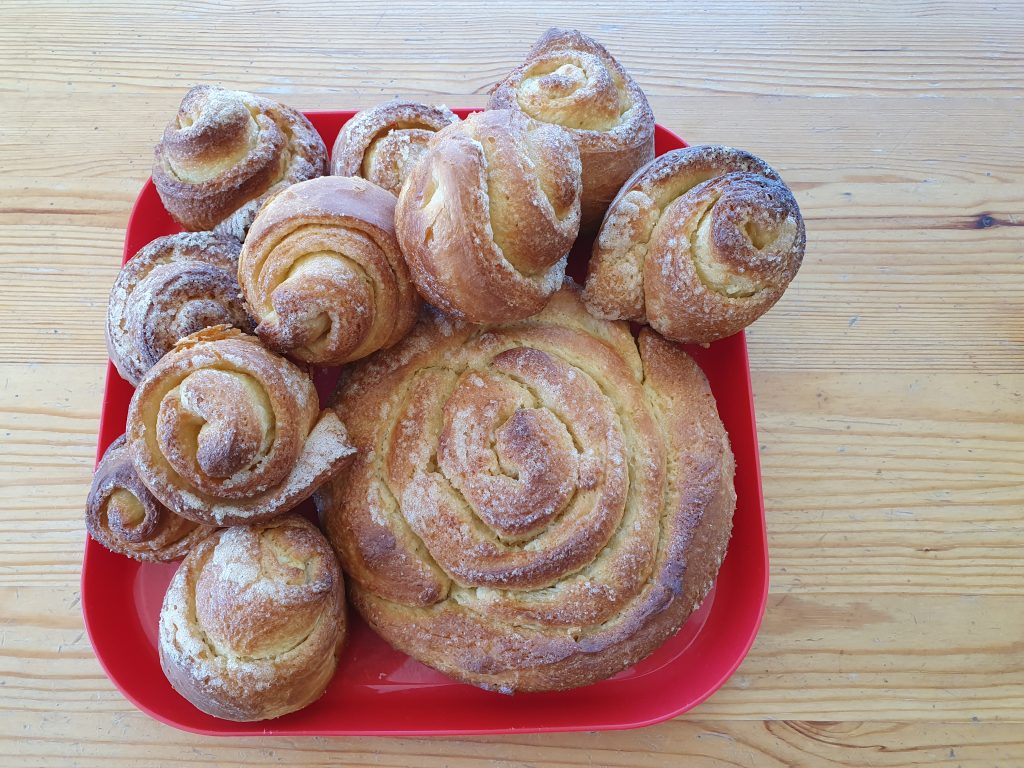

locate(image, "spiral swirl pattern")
(152, 85), (327, 240)
(331, 100), (459, 195)
(317, 284), (735, 692)
(159, 515), (345, 721)
(239, 176), (420, 366)
(488, 27), (655, 233)
(86, 435), (215, 561)
(584, 145), (806, 344)
(126, 326), (355, 526)
(395, 109), (581, 324)
(106, 232), (252, 385)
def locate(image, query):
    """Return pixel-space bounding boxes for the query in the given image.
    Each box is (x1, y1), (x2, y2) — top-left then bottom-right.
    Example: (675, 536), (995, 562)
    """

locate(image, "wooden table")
(2, 1), (1021, 765)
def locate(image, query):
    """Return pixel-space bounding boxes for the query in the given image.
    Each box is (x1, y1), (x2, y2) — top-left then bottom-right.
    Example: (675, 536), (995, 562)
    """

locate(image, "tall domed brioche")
(488, 28), (655, 234)
(395, 109), (581, 324)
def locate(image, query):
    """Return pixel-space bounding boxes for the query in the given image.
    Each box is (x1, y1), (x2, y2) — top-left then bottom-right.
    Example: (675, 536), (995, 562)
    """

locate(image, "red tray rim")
(82, 109), (769, 736)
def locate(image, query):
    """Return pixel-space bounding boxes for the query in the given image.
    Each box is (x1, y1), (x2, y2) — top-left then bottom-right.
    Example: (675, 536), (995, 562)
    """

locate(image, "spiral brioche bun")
(86, 435), (216, 561)
(584, 145), (805, 343)
(159, 515), (345, 721)
(126, 326), (355, 526)
(238, 176), (420, 367)
(152, 85), (327, 240)
(488, 28), (655, 234)
(106, 232), (252, 386)
(331, 100), (460, 194)
(317, 283), (735, 692)
(395, 109), (582, 324)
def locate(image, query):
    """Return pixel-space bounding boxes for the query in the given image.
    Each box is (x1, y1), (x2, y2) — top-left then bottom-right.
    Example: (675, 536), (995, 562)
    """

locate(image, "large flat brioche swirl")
(488, 28), (655, 234)
(331, 100), (460, 194)
(153, 85), (328, 240)
(238, 176), (420, 366)
(126, 326), (355, 526)
(159, 515), (345, 721)
(584, 145), (806, 343)
(395, 109), (581, 324)
(316, 283), (735, 692)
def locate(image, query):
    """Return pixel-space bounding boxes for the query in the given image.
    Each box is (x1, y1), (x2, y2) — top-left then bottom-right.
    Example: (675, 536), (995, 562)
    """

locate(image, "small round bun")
(395, 109), (581, 323)
(238, 176), (420, 366)
(584, 145), (806, 343)
(152, 85), (327, 240)
(159, 515), (345, 721)
(106, 231), (251, 385)
(86, 435), (215, 561)
(126, 326), (355, 526)
(488, 28), (655, 233)
(331, 100), (460, 194)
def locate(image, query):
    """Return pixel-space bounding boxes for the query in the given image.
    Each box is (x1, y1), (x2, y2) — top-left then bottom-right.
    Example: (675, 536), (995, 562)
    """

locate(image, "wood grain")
(0, 0), (1021, 765)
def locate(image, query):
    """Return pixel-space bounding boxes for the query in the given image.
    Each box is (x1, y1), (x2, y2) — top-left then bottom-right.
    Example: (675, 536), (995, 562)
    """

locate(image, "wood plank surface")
(0, 0), (1021, 765)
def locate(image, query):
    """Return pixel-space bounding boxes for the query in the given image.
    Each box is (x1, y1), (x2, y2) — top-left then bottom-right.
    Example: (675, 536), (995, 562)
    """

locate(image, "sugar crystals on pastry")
(106, 231), (253, 386)
(238, 175), (420, 366)
(86, 435), (215, 561)
(331, 100), (459, 194)
(317, 283), (735, 693)
(126, 326), (355, 526)
(488, 28), (655, 234)
(395, 109), (581, 323)
(152, 85), (328, 240)
(584, 145), (805, 343)
(159, 515), (345, 721)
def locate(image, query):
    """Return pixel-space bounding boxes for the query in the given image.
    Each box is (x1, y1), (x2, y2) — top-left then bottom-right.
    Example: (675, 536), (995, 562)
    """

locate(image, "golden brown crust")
(86, 435), (216, 561)
(106, 232), (253, 385)
(159, 515), (346, 721)
(395, 109), (581, 324)
(488, 28), (655, 234)
(316, 283), (735, 692)
(584, 145), (806, 343)
(330, 101), (460, 195)
(238, 176), (420, 366)
(152, 85), (327, 240)
(126, 326), (355, 526)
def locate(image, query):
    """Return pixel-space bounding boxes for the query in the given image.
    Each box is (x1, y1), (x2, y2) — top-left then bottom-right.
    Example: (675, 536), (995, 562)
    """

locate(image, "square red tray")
(82, 109), (769, 736)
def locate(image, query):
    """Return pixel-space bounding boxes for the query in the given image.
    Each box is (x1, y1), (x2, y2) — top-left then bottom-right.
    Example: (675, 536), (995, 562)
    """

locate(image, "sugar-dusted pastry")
(317, 283), (735, 693)
(106, 232), (252, 385)
(330, 100), (459, 195)
(86, 435), (215, 561)
(152, 85), (328, 240)
(584, 145), (805, 343)
(159, 515), (345, 721)
(395, 109), (581, 323)
(126, 326), (355, 526)
(488, 28), (655, 234)
(238, 176), (420, 366)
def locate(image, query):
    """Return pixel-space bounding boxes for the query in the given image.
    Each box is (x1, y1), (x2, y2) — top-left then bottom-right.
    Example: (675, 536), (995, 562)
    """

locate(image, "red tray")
(82, 109), (768, 736)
